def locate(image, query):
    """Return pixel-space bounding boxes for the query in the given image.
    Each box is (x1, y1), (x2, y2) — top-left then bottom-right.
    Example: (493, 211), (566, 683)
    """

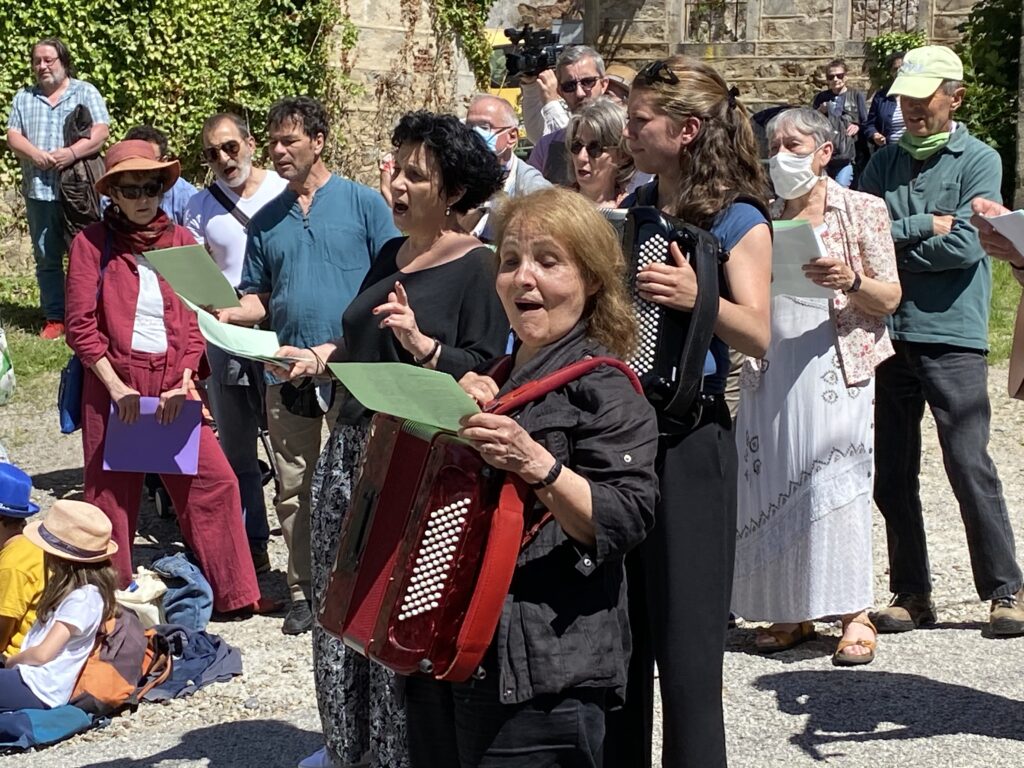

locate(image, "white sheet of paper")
(986, 210), (1024, 254)
(771, 220), (835, 299)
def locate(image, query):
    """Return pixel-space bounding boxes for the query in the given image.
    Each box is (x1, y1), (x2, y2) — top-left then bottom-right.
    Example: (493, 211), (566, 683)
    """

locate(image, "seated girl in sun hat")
(0, 500), (118, 711)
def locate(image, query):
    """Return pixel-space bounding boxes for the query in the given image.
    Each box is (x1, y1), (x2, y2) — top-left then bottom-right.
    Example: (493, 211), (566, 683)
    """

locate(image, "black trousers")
(406, 675), (607, 768)
(605, 400), (737, 768)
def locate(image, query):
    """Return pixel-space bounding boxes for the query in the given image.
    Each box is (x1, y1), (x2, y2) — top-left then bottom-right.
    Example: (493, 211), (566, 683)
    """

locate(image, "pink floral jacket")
(770, 177), (899, 386)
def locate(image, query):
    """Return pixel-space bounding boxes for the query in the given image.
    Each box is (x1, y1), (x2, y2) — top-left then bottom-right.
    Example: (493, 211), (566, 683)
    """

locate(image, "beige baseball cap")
(888, 45), (964, 99)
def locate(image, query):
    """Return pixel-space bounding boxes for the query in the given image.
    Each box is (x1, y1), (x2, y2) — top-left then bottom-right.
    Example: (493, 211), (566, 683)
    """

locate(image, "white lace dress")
(731, 292), (875, 622)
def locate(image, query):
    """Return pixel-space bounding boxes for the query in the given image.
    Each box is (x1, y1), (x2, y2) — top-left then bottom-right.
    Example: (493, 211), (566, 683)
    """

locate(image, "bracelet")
(69, 147), (77, 161)
(845, 272), (862, 294)
(530, 458), (563, 490)
(413, 338), (441, 366)
(307, 347), (326, 375)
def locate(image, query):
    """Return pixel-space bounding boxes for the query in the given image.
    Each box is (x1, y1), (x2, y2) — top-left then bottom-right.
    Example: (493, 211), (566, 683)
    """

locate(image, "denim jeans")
(873, 341), (1022, 600)
(205, 345), (270, 551)
(25, 198), (66, 320)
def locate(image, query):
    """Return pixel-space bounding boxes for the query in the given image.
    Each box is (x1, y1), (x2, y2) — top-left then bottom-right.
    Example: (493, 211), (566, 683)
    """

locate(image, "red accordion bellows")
(317, 356), (641, 682)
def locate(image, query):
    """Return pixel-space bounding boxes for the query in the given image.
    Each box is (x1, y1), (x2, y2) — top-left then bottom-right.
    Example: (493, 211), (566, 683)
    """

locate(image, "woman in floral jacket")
(732, 108), (901, 665)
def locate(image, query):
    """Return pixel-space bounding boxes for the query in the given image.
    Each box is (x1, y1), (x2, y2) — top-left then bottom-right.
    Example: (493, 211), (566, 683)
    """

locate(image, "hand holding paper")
(770, 220), (834, 299)
(971, 198), (1024, 264)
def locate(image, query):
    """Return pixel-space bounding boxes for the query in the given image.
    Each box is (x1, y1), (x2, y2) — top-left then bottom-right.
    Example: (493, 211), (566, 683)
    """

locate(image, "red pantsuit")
(67, 218), (259, 613)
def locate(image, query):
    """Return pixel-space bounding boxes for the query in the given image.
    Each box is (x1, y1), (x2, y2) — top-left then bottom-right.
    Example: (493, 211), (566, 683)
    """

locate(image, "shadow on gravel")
(73, 719), (322, 768)
(756, 670), (1024, 760)
(30, 467), (85, 501)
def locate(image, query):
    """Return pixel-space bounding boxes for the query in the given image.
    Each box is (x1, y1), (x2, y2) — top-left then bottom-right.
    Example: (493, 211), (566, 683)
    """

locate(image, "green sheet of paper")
(181, 298), (298, 365)
(328, 362), (480, 433)
(144, 244), (240, 309)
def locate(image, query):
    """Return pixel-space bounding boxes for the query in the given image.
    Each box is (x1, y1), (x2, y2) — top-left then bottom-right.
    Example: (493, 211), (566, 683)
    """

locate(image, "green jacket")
(859, 125), (1002, 351)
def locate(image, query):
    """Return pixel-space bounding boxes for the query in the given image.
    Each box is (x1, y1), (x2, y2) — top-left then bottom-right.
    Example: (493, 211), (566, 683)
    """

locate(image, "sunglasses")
(828, 72), (847, 80)
(112, 180), (163, 199)
(201, 140), (242, 164)
(636, 60), (679, 86)
(570, 140), (609, 159)
(559, 76), (601, 94)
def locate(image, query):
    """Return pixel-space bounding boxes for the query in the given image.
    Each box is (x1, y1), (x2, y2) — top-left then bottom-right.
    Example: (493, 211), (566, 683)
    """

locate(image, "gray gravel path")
(1, 367), (1022, 767)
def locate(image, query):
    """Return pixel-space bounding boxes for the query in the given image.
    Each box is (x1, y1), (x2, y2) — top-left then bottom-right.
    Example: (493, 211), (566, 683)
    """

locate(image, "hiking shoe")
(990, 589), (1024, 637)
(39, 320), (65, 340)
(871, 593), (936, 633)
(282, 599), (313, 635)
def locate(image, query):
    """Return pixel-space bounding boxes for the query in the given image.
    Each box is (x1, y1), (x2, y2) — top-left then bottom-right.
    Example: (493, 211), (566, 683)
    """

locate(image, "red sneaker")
(39, 320), (65, 340)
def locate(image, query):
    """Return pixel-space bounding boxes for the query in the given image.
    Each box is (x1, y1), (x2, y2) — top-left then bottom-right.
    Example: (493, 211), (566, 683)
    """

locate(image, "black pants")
(605, 400), (737, 768)
(406, 675), (607, 768)
(874, 342), (1022, 599)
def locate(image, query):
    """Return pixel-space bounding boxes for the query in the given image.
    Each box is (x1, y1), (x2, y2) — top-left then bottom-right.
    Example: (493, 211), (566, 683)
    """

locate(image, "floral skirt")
(310, 421), (409, 768)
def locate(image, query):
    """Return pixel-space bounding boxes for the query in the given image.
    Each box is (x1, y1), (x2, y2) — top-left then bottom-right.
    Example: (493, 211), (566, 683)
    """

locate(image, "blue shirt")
(239, 174), (399, 349)
(6, 79), (110, 200)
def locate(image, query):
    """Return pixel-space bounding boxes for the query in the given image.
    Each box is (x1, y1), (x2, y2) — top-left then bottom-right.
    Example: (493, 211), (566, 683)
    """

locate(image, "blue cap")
(0, 463), (40, 518)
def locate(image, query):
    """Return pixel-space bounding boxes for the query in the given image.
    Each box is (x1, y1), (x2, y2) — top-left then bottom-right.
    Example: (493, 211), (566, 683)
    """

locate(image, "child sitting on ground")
(0, 463), (45, 656)
(0, 500), (118, 711)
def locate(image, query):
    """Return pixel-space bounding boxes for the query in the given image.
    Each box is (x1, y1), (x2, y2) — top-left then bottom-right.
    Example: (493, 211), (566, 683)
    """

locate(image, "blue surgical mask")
(472, 126), (499, 154)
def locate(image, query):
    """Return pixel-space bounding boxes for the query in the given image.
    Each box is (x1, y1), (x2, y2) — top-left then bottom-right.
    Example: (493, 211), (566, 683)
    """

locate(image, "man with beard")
(184, 113), (288, 576)
(218, 97), (397, 634)
(6, 37), (109, 340)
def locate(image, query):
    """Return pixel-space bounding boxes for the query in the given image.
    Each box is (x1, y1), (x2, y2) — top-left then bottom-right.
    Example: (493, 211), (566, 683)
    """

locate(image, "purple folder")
(103, 397), (202, 475)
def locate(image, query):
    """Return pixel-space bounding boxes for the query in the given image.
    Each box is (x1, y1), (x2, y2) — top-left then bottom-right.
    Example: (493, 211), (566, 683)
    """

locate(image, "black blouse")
(336, 237), (510, 424)
(488, 323), (660, 705)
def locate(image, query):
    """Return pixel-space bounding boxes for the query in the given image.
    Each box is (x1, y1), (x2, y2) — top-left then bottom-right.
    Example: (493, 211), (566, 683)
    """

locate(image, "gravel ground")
(1, 367), (1023, 767)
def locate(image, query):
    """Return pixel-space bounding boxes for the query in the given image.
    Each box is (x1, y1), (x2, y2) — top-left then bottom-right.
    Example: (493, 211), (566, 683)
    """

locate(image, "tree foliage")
(864, 30), (927, 90)
(432, 0), (494, 88)
(0, 0), (351, 187)
(956, 0), (1020, 201)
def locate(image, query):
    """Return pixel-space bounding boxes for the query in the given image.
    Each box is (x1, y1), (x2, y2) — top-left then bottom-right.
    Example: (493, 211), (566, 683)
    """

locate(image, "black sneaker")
(282, 599), (313, 635)
(990, 589), (1024, 637)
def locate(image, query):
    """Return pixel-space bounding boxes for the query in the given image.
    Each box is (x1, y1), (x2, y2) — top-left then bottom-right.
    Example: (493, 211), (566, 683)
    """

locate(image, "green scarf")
(898, 131), (951, 161)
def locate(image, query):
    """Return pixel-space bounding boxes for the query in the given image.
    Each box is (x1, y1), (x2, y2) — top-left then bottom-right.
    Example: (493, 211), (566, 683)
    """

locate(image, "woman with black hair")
(274, 111), (508, 768)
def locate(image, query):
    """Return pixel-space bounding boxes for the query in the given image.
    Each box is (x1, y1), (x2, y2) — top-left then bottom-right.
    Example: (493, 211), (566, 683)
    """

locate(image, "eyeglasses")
(570, 140), (609, 159)
(827, 72), (847, 80)
(467, 122), (516, 134)
(559, 76), (601, 94)
(111, 180), (163, 199)
(201, 140), (242, 164)
(33, 56), (59, 67)
(636, 60), (679, 86)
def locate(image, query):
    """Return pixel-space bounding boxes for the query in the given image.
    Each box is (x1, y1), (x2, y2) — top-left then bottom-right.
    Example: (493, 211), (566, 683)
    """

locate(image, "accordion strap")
(485, 356), (642, 416)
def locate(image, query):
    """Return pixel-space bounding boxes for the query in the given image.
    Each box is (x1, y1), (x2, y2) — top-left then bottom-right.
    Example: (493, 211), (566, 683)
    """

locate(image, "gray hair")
(556, 45), (605, 77)
(765, 107), (832, 148)
(468, 93), (518, 128)
(939, 79), (963, 96)
(565, 96), (635, 191)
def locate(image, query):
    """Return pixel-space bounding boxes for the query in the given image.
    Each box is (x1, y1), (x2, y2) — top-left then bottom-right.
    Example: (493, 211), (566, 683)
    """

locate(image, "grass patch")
(989, 260), (1018, 364)
(0, 275), (71, 384)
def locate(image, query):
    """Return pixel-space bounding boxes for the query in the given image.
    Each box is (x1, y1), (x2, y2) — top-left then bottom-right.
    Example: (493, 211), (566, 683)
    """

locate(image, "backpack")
(70, 608), (173, 715)
(826, 111), (856, 163)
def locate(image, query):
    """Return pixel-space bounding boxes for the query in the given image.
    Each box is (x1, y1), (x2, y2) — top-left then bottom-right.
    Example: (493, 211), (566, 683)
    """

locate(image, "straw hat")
(605, 63), (638, 90)
(0, 463), (40, 519)
(94, 139), (180, 197)
(24, 500), (118, 563)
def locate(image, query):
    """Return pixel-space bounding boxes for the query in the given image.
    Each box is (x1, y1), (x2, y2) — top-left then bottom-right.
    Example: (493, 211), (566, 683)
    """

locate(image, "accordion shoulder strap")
(485, 356), (642, 416)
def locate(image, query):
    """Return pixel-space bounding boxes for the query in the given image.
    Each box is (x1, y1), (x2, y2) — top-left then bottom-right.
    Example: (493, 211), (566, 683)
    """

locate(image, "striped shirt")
(6, 79), (110, 200)
(889, 100), (906, 143)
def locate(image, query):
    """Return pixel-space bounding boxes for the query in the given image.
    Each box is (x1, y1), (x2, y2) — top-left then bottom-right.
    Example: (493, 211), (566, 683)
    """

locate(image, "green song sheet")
(327, 362), (480, 433)
(180, 298), (299, 365)
(144, 244), (241, 309)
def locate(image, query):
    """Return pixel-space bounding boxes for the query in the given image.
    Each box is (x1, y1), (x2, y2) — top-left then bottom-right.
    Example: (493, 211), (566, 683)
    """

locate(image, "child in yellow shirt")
(0, 464), (44, 656)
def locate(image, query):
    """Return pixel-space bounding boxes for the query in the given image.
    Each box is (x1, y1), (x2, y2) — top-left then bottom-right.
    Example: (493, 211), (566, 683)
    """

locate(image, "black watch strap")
(845, 272), (862, 294)
(530, 458), (563, 490)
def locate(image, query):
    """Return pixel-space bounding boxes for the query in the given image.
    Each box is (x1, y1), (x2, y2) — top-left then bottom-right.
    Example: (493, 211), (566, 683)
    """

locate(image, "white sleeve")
(53, 589), (103, 636)
(520, 83), (546, 144)
(540, 101), (570, 133)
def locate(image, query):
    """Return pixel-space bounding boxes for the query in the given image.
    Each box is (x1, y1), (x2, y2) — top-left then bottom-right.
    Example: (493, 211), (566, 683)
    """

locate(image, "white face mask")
(769, 147), (824, 200)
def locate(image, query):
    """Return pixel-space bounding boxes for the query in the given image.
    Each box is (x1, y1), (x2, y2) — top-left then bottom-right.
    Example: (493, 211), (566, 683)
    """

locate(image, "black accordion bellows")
(620, 206), (728, 420)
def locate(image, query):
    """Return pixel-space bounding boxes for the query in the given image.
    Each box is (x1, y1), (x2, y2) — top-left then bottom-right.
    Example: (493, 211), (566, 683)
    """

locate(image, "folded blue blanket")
(0, 704), (97, 752)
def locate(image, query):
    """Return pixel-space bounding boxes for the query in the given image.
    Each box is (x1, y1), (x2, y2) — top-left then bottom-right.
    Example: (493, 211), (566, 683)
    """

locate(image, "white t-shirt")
(131, 256), (169, 353)
(183, 171), (289, 287)
(19, 585), (104, 707)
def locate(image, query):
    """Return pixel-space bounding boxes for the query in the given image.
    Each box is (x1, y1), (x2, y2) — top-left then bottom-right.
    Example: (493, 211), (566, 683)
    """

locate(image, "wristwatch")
(845, 272), (862, 294)
(530, 458), (563, 490)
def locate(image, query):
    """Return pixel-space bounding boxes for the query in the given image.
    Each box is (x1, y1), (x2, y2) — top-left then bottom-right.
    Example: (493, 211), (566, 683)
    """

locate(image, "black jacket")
(489, 323), (659, 704)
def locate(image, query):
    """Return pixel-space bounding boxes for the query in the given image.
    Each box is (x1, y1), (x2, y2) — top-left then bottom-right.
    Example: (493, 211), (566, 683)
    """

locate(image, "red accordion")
(317, 356), (641, 682)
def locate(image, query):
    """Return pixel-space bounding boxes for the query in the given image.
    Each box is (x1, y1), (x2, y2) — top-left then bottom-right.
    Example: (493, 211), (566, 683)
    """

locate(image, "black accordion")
(619, 206), (727, 420)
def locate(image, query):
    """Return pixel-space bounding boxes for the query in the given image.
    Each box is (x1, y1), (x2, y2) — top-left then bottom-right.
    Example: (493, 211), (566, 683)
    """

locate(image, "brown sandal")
(755, 621), (816, 653)
(833, 615), (878, 666)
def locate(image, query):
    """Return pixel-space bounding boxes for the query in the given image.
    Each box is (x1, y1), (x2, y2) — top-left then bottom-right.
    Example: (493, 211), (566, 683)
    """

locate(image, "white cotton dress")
(731, 291), (875, 623)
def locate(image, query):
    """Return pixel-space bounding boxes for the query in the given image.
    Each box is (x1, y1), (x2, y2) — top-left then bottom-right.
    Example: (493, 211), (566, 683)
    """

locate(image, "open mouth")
(393, 202), (409, 215)
(514, 299), (544, 312)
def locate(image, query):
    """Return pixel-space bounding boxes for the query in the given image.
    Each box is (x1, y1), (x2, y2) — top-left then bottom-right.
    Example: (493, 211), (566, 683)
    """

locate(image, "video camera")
(502, 20), (584, 80)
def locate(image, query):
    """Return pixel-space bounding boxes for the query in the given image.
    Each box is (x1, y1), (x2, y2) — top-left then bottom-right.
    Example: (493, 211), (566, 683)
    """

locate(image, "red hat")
(95, 139), (180, 196)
